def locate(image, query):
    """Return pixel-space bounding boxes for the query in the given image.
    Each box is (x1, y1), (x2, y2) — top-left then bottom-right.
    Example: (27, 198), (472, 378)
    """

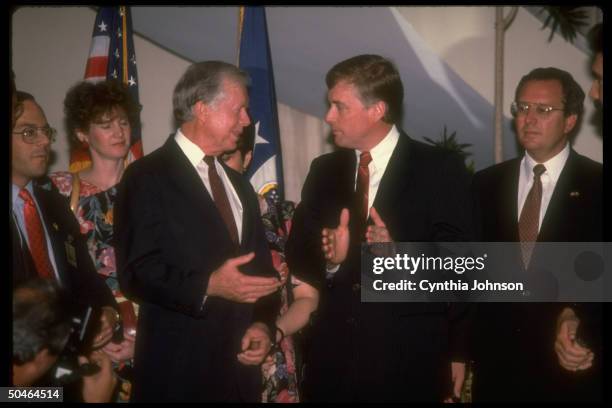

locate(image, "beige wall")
(398, 6), (602, 162)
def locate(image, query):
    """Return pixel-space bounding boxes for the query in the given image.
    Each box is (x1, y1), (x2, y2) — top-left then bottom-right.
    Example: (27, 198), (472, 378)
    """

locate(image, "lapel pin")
(569, 191), (580, 197)
(52, 222), (59, 231)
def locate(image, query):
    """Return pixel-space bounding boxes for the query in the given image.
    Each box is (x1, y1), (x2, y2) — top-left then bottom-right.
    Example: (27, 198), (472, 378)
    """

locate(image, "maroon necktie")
(355, 151), (372, 223)
(19, 188), (55, 279)
(518, 164), (546, 268)
(203, 156), (239, 246)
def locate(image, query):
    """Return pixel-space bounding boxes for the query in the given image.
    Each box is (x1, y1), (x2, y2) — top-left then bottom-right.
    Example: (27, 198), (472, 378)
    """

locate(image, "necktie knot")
(203, 155), (216, 167)
(359, 151), (372, 168)
(19, 188), (34, 204)
(533, 164), (546, 178)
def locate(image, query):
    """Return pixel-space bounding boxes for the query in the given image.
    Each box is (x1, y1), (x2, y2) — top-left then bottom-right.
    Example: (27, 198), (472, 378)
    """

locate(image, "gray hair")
(173, 61), (250, 126)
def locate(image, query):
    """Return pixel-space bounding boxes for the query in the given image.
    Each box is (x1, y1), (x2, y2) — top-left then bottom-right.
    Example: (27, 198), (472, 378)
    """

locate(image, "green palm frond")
(424, 126), (475, 174)
(424, 126), (473, 158)
(539, 6), (590, 43)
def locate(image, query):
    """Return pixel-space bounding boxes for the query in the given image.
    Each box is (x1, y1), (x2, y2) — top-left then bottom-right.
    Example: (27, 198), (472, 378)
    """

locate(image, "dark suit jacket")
(114, 136), (280, 402)
(286, 131), (474, 402)
(11, 177), (116, 309)
(471, 149), (603, 402)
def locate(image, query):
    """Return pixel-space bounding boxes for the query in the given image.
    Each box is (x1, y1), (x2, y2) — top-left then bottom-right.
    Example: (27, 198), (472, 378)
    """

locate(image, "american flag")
(70, 6), (143, 172)
(238, 6), (284, 201)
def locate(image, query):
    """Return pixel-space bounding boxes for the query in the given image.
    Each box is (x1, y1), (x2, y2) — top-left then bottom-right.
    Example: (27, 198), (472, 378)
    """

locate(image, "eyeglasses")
(511, 101), (564, 118)
(12, 126), (57, 144)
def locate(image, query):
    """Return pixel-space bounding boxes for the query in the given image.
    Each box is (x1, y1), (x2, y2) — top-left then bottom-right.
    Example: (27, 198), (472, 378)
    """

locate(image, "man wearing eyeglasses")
(11, 91), (119, 352)
(471, 67), (602, 402)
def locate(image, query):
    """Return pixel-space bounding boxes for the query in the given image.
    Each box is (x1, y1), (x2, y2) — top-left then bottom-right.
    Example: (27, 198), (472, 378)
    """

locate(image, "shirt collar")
(12, 181), (34, 206)
(523, 142), (570, 184)
(175, 128), (209, 167)
(355, 125), (400, 167)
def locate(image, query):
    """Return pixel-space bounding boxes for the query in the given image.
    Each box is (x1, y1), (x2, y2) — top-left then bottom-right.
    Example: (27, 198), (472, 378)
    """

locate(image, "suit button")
(352, 283), (361, 292)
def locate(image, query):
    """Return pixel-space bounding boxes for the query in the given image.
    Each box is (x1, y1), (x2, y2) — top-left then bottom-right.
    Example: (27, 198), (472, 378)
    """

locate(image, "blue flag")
(238, 6), (284, 201)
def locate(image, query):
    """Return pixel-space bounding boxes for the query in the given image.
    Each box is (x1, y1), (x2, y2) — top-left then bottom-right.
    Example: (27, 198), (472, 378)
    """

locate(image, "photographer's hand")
(93, 307), (119, 348)
(79, 350), (117, 402)
(102, 330), (136, 363)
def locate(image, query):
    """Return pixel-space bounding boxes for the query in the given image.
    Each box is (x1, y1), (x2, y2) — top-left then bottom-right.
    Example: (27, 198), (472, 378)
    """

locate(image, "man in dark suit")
(472, 67), (602, 402)
(11, 92), (119, 350)
(286, 54), (473, 402)
(114, 61), (282, 402)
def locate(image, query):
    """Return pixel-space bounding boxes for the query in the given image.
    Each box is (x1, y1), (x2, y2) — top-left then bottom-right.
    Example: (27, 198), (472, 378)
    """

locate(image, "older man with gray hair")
(115, 61), (282, 402)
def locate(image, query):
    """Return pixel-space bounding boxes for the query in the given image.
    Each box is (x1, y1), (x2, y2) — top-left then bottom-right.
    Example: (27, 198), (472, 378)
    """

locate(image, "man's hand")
(443, 361), (466, 403)
(237, 322), (272, 365)
(321, 208), (350, 265)
(102, 330), (136, 363)
(554, 307), (594, 371)
(207, 252), (282, 303)
(79, 350), (117, 403)
(365, 207), (396, 257)
(365, 207), (392, 243)
(92, 307), (118, 349)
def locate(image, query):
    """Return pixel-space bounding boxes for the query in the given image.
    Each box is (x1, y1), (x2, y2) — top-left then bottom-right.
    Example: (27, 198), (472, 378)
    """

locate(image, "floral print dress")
(50, 171), (136, 402)
(259, 193), (301, 403)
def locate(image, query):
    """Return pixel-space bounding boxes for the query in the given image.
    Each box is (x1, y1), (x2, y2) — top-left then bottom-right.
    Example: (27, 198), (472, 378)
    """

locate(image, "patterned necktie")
(203, 156), (239, 246)
(518, 164), (546, 268)
(355, 151), (372, 222)
(19, 188), (55, 279)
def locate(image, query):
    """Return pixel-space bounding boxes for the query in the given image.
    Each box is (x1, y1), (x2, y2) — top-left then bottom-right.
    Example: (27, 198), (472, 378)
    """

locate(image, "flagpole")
(236, 6), (245, 65)
(121, 6), (129, 82)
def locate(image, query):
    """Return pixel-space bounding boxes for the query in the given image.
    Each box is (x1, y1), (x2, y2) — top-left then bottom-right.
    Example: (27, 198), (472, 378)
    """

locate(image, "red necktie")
(204, 156), (239, 246)
(19, 188), (55, 279)
(518, 164), (546, 268)
(355, 151), (372, 222)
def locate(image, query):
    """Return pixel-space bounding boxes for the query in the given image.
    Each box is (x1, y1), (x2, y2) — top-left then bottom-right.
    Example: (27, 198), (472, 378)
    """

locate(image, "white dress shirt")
(12, 181), (60, 281)
(327, 125), (400, 275)
(355, 125), (400, 216)
(175, 130), (243, 243)
(517, 143), (570, 231)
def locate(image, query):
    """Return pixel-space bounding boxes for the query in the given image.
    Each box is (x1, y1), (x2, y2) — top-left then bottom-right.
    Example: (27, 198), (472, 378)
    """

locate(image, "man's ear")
(369, 100), (387, 123)
(563, 113), (578, 134)
(194, 100), (208, 123)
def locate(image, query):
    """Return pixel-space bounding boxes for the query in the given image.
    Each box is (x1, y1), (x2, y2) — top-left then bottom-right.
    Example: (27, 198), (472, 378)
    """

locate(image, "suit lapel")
(371, 132), (415, 224)
(501, 160), (521, 242)
(32, 183), (71, 288)
(11, 214), (37, 283)
(162, 136), (240, 248)
(221, 160), (252, 249)
(538, 149), (576, 241)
